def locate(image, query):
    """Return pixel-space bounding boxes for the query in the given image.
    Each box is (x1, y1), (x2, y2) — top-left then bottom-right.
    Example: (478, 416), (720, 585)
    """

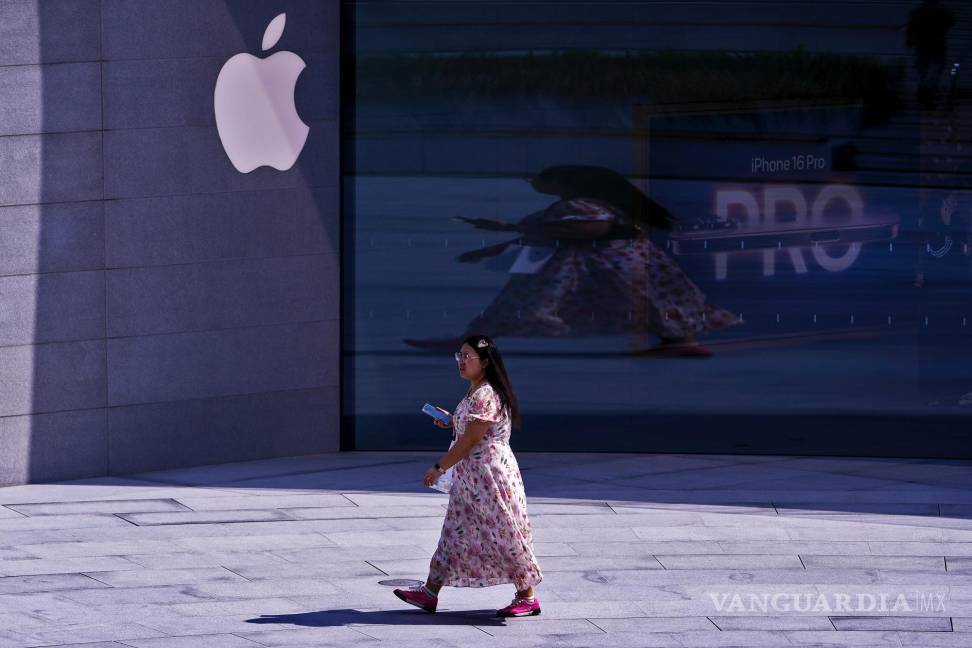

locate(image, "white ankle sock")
(422, 585), (438, 598)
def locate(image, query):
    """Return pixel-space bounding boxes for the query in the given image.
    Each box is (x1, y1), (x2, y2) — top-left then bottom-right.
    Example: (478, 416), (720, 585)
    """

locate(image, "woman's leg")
(516, 586), (535, 598)
(425, 578), (442, 596)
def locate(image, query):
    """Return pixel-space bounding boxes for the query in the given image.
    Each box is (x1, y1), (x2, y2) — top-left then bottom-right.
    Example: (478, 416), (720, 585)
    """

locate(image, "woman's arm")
(423, 420), (490, 486)
(437, 419), (489, 469)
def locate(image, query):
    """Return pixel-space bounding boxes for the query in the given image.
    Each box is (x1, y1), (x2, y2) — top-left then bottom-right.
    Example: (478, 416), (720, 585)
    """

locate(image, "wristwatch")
(433, 463), (446, 474)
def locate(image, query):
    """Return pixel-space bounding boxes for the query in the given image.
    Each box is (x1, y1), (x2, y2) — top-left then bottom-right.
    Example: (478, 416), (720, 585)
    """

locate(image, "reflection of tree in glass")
(357, 51), (902, 123)
(405, 166), (739, 357)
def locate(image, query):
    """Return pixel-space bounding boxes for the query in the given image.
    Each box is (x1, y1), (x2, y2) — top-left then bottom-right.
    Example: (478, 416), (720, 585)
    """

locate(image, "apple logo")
(214, 13), (309, 173)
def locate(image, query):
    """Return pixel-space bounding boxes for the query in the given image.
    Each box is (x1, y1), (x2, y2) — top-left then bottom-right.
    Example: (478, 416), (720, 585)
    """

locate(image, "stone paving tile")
(0, 513), (134, 532)
(173, 493), (355, 511)
(319, 529), (441, 547)
(803, 555), (946, 570)
(651, 629), (794, 646)
(17, 540), (181, 559)
(568, 540), (721, 556)
(343, 623), (497, 641)
(0, 547), (34, 560)
(0, 611), (53, 629)
(942, 528), (972, 542)
(69, 519), (387, 541)
(123, 551), (292, 569)
(165, 597), (309, 617)
(950, 616), (972, 630)
(611, 502), (776, 515)
(539, 632), (684, 648)
(633, 526), (790, 541)
(188, 579), (345, 599)
(521, 503), (616, 515)
(869, 541), (972, 556)
(1, 623), (166, 646)
(129, 612), (332, 638)
(778, 503), (943, 515)
(522, 600), (650, 619)
(27, 644), (128, 648)
(530, 511), (705, 528)
(271, 545), (432, 564)
(129, 454), (377, 485)
(236, 626), (404, 646)
(83, 567), (248, 587)
(946, 557), (972, 572)
(59, 584), (218, 606)
(784, 630), (954, 645)
(7, 498), (191, 516)
(787, 525), (944, 542)
(531, 542), (578, 556)
(0, 555), (141, 577)
(339, 493), (452, 508)
(475, 618), (604, 636)
(653, 554), (805, 569)
(587, 616), (716, 632)
(174, 534), (337, 553)
(622, 566), (957, 587)
(713, 541), (872, 555)
(0, 572), (110, 594)
(121, 510), (294, 526)
(830, 615), (952, 631)
(0, 479), (188, 505)
(282, 505), (446, 521)
(531, 526), (641, 542)
(709, 615), (836, 630)
(123, 634), (269, 648)
(230, 561), (385, 580)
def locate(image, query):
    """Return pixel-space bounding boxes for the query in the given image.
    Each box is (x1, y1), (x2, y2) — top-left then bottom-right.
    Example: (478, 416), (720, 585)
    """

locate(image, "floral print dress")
(466, 197), (737, 339)
(428, 382), (542, 590)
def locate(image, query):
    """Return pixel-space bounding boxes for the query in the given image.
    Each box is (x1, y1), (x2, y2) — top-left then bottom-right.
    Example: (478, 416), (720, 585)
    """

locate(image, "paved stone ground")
(1, 451), (972, 647)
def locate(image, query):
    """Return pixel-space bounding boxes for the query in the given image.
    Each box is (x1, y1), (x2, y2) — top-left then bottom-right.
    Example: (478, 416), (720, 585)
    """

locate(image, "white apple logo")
(214, 13), (309, 173)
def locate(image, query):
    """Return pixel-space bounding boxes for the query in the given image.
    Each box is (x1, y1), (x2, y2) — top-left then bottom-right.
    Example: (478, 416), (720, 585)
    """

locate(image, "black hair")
(461, 334), (521, 430)
(535, 164), (674, 229)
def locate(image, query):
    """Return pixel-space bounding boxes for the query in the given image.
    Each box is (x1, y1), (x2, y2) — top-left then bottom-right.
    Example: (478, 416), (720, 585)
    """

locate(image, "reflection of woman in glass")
(406, 165), (737, 356)
(394, 335), (543, 617)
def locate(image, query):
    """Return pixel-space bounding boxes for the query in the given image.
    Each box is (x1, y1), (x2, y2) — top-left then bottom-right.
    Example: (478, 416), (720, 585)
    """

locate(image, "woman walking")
(393, 335), (543, 616)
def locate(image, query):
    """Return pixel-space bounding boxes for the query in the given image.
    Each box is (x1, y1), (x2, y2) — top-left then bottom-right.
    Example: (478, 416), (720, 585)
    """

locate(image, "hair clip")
(477, 339), (489, 348)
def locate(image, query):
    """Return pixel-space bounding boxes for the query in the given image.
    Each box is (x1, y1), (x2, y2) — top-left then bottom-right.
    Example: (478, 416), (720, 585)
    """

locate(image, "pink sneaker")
(393, 585), (437, 613)
(497, 595), (541, 617)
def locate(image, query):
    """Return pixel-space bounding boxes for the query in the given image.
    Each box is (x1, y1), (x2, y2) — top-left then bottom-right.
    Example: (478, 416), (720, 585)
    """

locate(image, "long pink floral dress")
(428, 382), (542, 590)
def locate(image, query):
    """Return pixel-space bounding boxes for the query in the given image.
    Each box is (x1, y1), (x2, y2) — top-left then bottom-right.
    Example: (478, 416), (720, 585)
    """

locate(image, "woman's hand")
(432, 407), (452, 429)
(423, 467), (442, 487)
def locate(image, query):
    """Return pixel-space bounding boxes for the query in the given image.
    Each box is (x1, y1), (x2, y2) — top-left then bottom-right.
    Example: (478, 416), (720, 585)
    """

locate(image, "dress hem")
(434, 575), (543, 589)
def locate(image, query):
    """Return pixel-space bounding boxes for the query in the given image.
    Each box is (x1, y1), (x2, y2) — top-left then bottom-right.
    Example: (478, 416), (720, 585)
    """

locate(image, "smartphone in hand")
(422, 403), (451, 425)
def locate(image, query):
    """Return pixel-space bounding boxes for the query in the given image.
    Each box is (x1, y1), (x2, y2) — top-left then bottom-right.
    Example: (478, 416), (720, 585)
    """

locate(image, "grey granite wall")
(0, 0), (340, 484)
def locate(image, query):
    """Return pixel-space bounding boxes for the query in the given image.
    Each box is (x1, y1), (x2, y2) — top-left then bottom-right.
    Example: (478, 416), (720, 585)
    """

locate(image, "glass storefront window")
(342, 1), (972, 455)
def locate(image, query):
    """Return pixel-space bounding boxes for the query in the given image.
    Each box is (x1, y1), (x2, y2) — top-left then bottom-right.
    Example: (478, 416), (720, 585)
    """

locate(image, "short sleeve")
(466, 386), (503, 424)
(544, 198), (619, 223)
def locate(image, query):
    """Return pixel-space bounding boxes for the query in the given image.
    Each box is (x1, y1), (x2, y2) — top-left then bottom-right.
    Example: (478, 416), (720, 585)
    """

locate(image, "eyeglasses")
(454, 352), (479, 362)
